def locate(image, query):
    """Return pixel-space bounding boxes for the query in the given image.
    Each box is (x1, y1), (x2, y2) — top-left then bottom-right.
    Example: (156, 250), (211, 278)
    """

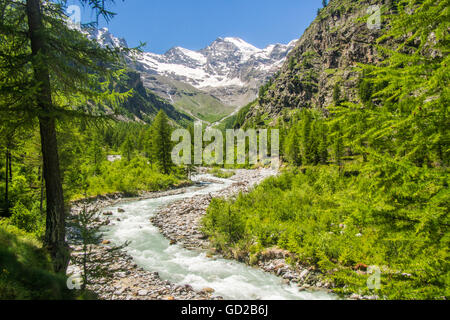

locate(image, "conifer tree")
(300, 110), (313, 164)
(284, 126), (301, 166)
(150, 110), (172, 174)
(120, 135), (134, 162)
(318, 122), (329, 165)
(333, 125), (344, 166)
(334, 0), (449, 167)
(0, 0), (130, 272)
(333, 82), (341, 105)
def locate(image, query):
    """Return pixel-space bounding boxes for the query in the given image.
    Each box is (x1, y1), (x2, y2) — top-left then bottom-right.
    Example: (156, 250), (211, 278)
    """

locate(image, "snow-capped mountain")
(88, 27), (129, 49)
(135, 36), (297, 106)
(88, 28), (296, 120)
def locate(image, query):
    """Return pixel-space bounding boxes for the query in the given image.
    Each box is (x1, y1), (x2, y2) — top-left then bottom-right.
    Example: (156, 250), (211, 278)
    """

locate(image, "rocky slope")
(86, 29), (191, 125)
(243, 0), (391, 125)
(116, 71), (192, 124)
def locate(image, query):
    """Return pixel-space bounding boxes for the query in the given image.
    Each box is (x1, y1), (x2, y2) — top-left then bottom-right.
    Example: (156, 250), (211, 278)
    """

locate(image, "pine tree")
(318, 122), (329, 165)
(333, 124), (344, 166)
(87, 130), (105, 175)
(120, 135), (134, 162)
(150, 110), (172, 174)
(300, 110), (313, 164)
(310, 121), (321, 165)
(333, 82), (341, 105)
(284, 126), (301, 165)
(335, 0), (449, 167)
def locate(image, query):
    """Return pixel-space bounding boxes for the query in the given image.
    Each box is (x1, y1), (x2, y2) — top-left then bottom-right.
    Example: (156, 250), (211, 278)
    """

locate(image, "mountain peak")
(87, 28), (295, 106)
(86, 27), (128, 49)
(223, 37), (260, 51)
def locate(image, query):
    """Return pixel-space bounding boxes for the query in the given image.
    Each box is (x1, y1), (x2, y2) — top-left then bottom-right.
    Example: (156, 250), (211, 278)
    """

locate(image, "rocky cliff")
(244, 0), (393, 125)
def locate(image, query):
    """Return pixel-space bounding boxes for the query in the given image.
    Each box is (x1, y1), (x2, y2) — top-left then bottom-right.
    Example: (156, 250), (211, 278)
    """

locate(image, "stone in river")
(201, 287), (215, 294)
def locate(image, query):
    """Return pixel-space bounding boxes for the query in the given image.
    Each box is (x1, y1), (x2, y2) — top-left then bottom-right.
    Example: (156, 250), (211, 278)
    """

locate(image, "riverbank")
(66, 182), (220, 300)
(66, 169), (345, 300)
(151, 169), (344, 297)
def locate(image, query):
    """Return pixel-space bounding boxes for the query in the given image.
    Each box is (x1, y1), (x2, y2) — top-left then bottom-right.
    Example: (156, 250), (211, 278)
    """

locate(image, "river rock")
(138, 289), (148, 296)
(201, 287), (215, 294)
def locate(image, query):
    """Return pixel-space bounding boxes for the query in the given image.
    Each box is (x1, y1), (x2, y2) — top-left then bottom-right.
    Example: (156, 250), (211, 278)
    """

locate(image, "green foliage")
(203, 165), (449, 299)
(149, 110), (173, 174)
(335, 0), (450, 168)
(0, 118), (187, 239)
(284, 126), (301, 166)
(7, 201), (45, 237)
(333, 82), (341, 105)
(203, 198), (246, 249)
(233, 101), (255, 129)
(281, 109), (329, 166)
(0, 225), (74, 299)
(204, 0), (449, 300)
(209, 167), (235, 179)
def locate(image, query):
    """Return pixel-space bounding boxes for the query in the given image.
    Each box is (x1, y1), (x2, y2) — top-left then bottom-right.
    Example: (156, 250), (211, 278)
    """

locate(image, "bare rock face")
(245, 0), (390, 124)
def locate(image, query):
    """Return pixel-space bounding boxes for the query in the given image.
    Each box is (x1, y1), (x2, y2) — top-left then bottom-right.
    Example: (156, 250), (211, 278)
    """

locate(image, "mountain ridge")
(134, 35), (297, 106)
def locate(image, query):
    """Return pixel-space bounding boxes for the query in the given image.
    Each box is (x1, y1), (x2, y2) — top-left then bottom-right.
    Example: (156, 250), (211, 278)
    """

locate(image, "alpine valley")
(0, 0), (448, 302)
(89, 28), (296, 124)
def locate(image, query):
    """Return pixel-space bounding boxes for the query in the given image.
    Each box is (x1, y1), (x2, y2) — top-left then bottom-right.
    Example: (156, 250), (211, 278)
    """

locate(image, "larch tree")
(0, 0), (131, 272)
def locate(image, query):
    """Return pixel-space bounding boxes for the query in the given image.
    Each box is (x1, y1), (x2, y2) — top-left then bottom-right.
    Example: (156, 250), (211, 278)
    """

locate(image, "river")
(99, 174), (335, 300)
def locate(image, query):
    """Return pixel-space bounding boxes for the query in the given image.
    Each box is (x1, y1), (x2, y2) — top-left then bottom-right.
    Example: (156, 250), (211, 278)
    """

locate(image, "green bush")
(202, 165), (449, 299)
(0, 225), (74, 300)
(209, 168), (235, 179)
(7, 202), (45, 237)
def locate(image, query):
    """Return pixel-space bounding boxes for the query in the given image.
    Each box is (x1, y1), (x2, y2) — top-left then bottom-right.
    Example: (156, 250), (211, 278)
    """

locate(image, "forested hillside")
(0, 0), (187, 298)
(242, 0), (394, 125)
(203, 0), (449, 299)
(117, 71), (192, 125)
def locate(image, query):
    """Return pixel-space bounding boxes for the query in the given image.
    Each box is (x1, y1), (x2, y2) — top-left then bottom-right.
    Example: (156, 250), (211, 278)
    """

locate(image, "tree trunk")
(26, 0), (69, 273)
(8, 150), (12, 181)
(39, 165), (44, 215)
(4, 149), (8, 217)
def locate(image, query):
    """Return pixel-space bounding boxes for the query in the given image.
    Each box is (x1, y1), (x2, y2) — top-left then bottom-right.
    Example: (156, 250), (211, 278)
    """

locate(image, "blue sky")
(68, 0), (323, 54)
